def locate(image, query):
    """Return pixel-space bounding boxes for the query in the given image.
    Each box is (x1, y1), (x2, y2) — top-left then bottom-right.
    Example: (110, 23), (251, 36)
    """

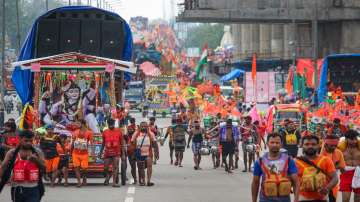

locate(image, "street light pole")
(1, 0), (6, 126)
(292, 20), (297, 67)
(45, 0), (48, 11)
(16, 0), (21, 53)
(313, 1), (319, 89)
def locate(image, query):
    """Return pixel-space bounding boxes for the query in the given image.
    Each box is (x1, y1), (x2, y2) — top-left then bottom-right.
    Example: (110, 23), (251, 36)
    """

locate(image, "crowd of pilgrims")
(0, 107), (359, 202)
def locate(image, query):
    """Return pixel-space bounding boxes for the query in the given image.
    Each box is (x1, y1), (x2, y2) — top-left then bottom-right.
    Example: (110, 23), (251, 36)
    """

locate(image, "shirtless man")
(339, 130), (360, 202)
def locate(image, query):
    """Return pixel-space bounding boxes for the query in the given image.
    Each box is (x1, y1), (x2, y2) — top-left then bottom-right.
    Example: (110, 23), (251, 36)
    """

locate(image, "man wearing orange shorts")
(71, 120), (93, 187)
(40, 125), (61, 187)
(320, 135), (346, 202)
(338, 130), (360, 202)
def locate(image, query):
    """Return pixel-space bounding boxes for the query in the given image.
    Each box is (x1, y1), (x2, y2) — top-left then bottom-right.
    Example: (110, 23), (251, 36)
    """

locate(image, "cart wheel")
(162, 111), (166, 118)
(121, 159), (127, 185)
(153, 111), (156, 117)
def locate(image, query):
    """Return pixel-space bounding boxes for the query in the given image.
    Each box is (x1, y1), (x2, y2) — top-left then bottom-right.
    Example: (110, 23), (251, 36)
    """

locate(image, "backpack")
(0, 146), (45, 199)
(134, 131), (151, 161)
(259, 153), (292, 197)
(296, 156), (327, 192)
(285, 130), (298, 145)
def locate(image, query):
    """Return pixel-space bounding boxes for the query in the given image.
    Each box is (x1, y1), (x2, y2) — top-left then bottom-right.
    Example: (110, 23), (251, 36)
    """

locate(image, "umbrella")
(140, 61), (161, 76)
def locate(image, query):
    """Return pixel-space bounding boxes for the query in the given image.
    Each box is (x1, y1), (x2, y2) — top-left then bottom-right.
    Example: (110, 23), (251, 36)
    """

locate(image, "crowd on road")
(0, 92), (360, 202)
(0, 115), (161, 202)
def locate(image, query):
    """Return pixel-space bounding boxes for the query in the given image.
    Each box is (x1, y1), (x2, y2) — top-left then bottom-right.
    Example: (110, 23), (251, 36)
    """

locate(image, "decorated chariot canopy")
(11, 52), (136, 73)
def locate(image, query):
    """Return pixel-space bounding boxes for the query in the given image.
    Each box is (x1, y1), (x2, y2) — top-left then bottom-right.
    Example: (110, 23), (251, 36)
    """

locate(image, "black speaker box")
(36, 19), (60, 57)
(80, 19), (101, 56)
(101, 20), (125, 59)
(35, 9), (126, 60)
(59, 19), (81, 53)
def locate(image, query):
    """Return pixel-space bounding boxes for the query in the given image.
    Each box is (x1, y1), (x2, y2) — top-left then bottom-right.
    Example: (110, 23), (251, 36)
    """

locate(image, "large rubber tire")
(121, 159), (127, 186)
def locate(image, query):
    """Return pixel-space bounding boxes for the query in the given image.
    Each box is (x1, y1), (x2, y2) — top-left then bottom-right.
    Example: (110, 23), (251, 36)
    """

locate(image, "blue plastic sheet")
(317, 53), (360, 103)
(12, 6), (133, 104)
(220, 69), (245, 82)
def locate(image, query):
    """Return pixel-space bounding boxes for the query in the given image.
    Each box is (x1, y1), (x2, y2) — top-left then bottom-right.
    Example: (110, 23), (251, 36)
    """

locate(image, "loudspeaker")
(36, 19), (60, 57)
(36, 10), (126, 60)
(80, 20), (101, 56)
(59, 19), (81, 53)
(101, 20), (125, 59)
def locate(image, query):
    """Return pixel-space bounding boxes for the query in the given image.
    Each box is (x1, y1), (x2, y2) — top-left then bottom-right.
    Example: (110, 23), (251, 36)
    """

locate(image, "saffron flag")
(286, 66), (294, 95)
(251, 53), (257, 84)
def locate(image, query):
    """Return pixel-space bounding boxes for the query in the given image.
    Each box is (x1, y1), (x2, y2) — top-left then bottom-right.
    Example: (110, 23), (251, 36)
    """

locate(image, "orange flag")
(251, 53), (257, 84)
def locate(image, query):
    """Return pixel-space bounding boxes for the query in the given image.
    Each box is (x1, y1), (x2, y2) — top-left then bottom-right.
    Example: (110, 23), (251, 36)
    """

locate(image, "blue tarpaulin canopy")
(317, 53), (360, 103)
(220, 69), (245, 82)
(12, 6), (133, 104)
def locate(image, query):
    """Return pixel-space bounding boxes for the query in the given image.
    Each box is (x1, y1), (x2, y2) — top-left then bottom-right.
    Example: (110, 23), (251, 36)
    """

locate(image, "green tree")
(0, 0), (66, 53)
(184, 23), (224, 49)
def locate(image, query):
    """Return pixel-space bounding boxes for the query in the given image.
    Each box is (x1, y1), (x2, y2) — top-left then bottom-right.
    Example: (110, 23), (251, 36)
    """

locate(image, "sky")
(116, 0), (180, 22)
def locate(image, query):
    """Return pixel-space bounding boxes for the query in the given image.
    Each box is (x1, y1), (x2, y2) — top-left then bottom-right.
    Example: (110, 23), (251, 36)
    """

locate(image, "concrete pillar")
(341, 21), (360, 53)
(241, 24), (252, 58)
(283, 24), (292, 59)
(250, 24), (260, 55)
(259, 24), (271, 58)
(271, 24), (284, 58)
(297, 23), (312, 58)
(231, 24), (242, 60)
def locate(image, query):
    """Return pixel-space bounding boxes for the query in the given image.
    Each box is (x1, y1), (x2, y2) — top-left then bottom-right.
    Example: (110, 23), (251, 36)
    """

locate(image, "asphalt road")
(0, 112), (254, 202)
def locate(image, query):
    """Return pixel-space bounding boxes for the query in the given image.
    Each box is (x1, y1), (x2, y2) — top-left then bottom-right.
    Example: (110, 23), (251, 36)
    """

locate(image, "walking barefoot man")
(338, 130), (360, 202)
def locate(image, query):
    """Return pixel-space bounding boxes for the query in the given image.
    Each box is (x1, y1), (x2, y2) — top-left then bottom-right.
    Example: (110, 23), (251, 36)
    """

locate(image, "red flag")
(251, 53), (257, 84)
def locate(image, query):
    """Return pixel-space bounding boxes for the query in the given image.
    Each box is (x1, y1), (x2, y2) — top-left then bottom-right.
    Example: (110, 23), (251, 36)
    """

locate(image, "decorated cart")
(145, 86), (170, 118)
(11, 52), (135, 176)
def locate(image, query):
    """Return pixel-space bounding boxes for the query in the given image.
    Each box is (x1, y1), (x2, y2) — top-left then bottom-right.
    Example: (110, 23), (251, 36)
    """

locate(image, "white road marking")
(124, 197), (134, 202)
(127, 187), (136, 194)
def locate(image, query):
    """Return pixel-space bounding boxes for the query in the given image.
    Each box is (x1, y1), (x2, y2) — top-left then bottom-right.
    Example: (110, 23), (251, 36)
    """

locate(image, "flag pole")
(252, 53), (257, 104)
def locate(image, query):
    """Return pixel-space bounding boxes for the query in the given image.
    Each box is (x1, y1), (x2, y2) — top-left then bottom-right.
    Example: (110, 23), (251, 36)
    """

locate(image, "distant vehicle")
(273, 104), (306, 132)
(220, 86), (234, 99)
(124, 81), (145, 111)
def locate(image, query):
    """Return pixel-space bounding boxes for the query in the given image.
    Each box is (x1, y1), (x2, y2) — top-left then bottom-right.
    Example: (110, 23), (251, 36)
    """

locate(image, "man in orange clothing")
(71, 120), (93, 187)
(126, 117), (138, 184)
(40, 125), (61, 187)
(56, 134), (71, 186)
(332, 86), (344, 100)
(295, 135), (338, 202)
(99, 118), (125, 187)
(320, 135), (346, 202)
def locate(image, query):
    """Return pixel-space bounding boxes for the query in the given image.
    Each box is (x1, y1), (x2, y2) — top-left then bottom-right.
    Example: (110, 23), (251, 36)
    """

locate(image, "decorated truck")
(11, 6), (135, 180)
(272, 104), (306, 132)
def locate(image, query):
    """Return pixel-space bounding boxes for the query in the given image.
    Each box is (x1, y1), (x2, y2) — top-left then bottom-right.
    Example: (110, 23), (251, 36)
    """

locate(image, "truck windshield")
(125, 88), (143, 96)
(276, 111), (299, 120)
(221, 89), (233, 97)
